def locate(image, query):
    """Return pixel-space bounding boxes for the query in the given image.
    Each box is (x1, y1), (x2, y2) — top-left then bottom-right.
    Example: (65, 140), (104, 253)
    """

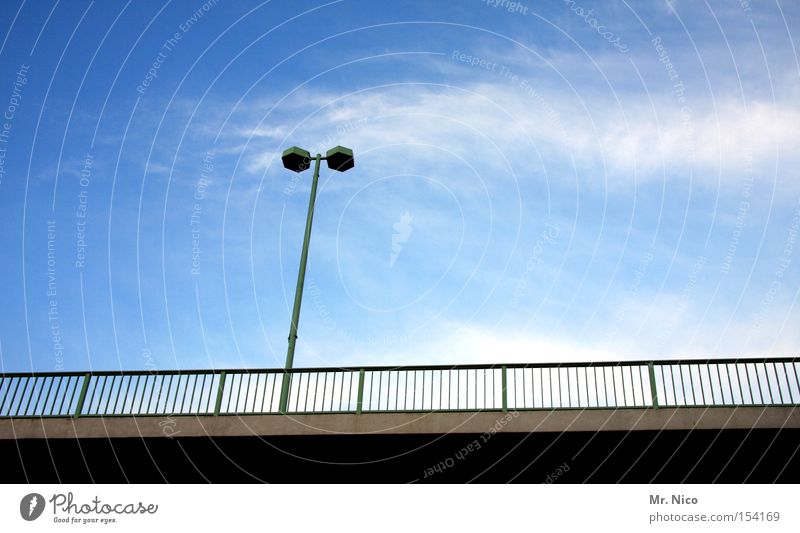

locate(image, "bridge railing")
(0, 358), (797, 418)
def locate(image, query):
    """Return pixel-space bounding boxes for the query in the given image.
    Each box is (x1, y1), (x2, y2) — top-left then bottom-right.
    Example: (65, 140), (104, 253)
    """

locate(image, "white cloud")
(227, 84), (800, 190)
(426, 323), (620, 364)
(302, 319), (620, 367)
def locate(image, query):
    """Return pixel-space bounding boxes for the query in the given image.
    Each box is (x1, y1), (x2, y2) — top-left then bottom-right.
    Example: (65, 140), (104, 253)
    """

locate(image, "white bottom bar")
(1, 484), (798, 531)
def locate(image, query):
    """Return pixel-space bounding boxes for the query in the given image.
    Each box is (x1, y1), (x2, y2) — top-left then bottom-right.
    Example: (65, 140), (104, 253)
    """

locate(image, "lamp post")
(278, 145), (355, 413)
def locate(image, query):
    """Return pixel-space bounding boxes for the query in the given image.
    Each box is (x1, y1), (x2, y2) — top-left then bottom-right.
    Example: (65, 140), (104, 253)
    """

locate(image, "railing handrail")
(1, 356), (797, 378)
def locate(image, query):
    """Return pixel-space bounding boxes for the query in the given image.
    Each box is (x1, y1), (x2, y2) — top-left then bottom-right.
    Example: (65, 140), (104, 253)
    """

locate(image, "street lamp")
(279, 145), (355, 413)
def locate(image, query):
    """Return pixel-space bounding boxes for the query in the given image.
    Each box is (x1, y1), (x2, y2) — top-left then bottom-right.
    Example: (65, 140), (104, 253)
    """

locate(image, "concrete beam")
(1, 407), (798, 439)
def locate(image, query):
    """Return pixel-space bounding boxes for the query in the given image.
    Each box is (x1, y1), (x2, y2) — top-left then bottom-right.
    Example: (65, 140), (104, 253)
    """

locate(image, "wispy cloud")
(220, 78), (799, 192)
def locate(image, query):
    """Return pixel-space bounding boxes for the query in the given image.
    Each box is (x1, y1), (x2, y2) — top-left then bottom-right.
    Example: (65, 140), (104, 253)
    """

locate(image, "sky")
(0, 0), (798, 373)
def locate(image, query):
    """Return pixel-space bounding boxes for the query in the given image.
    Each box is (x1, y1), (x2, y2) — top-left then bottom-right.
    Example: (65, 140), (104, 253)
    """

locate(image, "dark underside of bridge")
(3, 429), (799, 483)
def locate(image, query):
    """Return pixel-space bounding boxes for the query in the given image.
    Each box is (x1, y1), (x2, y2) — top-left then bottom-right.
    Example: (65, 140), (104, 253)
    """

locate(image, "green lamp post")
(278, 145), (355, 413)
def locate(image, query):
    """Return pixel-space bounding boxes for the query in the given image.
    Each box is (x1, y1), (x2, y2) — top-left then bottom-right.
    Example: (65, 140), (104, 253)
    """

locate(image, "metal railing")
(0, 358), (797, 418)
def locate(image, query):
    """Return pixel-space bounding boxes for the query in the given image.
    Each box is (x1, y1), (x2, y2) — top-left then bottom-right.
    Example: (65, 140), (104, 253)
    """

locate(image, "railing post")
(648, 362), (659, 409)
(73, 373), (91, 419)
(501, 366), (508, 412)
(213, 372), (226, 416)
(356, 369), (365, 414)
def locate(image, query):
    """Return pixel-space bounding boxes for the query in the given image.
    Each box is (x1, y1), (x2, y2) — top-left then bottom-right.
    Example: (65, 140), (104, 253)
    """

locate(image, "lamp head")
(281, 146), (312, 172)
(325, 146), (355, 172)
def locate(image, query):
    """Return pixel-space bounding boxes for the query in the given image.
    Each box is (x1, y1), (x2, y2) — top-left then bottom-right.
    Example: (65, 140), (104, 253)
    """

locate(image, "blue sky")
(0, 0), (798, 373)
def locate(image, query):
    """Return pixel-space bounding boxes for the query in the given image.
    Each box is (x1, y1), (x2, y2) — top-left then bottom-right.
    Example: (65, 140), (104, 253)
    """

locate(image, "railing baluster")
(374, 371), (381, 411)
(704, 364), (715, 405)
(294, 372), (304, 412)
(116, 375), (131, 415)
(391, 371), (396, 411)
(10, 377), (27, 416)
(12, 377), (30, 416)
(742, 363), (755, 404)
(247, 373), (257, 413)
(50, 376), (72, 416)
(130, 375), (142, 415)
(447, 370), (451, 410)
(786, 362), (798, 403)
(733, 364), (744, 405)
(144, 375), (158, 414)
(424, 370), (429, 410)
(751, 364), (763, 404)
(303, 372), (313, 412)
(110, 376), (123, 415)
(676, 365), (687, 406)
(501, 366), (508, 413)
(772, 362), (785, 404)
(454, 369), (458, 410)
(234, 373), (246, 413)
(321, 372), (330, 412)
(398, 370), (403, 410)
(696, 365), (706, 405)
(0, 377), (17, 415)
(225, 374), (236, 413)
(556, 367), (563, 408)
(722, 364), (734, 404)
(687, 365), (697, 405)
(267, 373), (277, 413)
(347, 371), (354, 411)
(41, 376), (57, 416)
(167, 375), (178, 413)
(314, 372), (321, 411)
(667, 365), (679, 406)
(153, 375), (166, 414)
(59, 376), (75, 416)
(742, 364), (754, 405)
(253, 374), (263, 413)
(179, 375), (191, 413)
(23, 376), (42, 416)
(0, 378), (6, 415)
(412, 370), (417, 410)
(764, 364), (775, 404)
(611, 366), (619, 407)
(248, 374), (258, 413)
(93, 376), (108, 415)
(102, 376), (116, 415)
(204, 375), (214, 413)
(472, 368), (477, 410)
(30, 377), (45, 416)
(483, 369), (488, 410)
(337, 372), (345, 412)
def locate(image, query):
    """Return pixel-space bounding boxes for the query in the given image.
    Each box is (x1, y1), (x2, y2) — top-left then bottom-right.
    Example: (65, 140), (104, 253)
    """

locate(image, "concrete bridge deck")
(2, 406), (797, 439)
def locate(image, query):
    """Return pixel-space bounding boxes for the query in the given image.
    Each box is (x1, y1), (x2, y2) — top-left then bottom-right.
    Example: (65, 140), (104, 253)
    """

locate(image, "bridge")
(2, 357), (798, 482)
